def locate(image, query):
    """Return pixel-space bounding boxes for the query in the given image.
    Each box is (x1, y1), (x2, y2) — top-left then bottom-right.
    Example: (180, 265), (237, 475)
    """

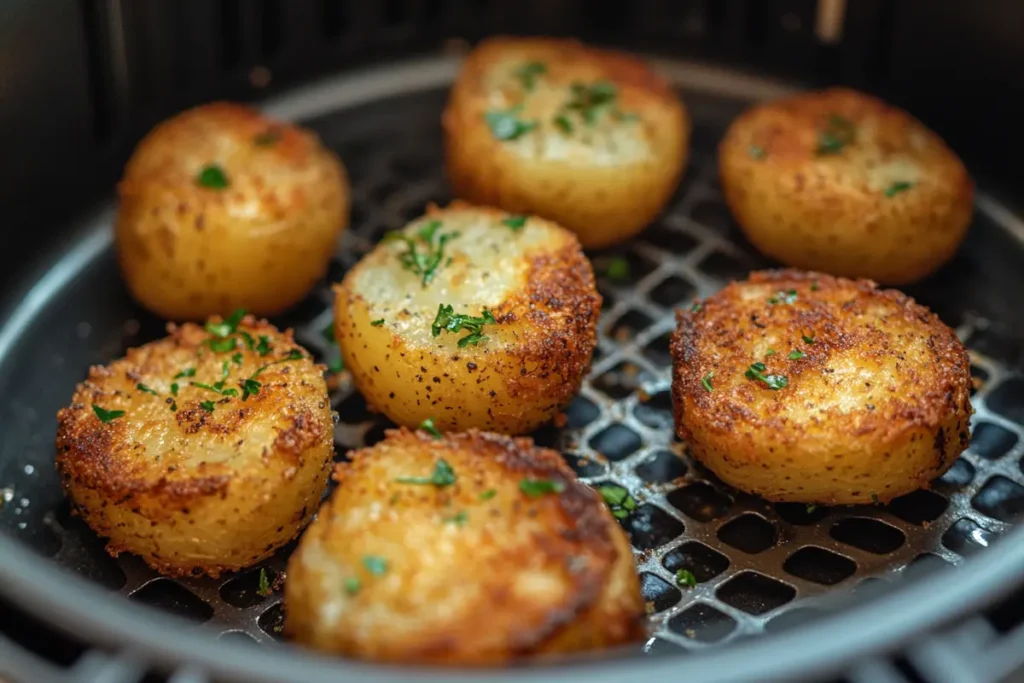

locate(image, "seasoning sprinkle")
(92, 405), (125, 423)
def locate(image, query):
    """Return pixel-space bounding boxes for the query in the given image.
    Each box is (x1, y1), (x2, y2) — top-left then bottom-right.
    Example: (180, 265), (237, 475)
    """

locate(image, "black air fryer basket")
(2, 2), (1024, 682)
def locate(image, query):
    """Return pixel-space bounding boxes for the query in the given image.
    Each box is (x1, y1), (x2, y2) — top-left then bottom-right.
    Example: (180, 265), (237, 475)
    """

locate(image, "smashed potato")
(333, 202), (600, 434)
(671, 270), (972, 505)
(55, 314), (334, 577)
(116, 102), (349, 320)
(444, 37), (689, 248)
(719, 88), (973, 285)
(285, 428), (645, 664)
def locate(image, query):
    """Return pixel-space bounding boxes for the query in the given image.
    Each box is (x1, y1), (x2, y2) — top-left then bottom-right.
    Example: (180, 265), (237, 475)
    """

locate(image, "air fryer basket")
(2, 3), (1024, 683)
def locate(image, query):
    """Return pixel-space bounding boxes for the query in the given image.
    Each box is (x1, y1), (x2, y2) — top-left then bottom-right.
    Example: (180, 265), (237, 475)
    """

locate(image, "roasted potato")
(671, 270), (972, 505)
(443, 37), (689, 249)
(285, 428), (645, 664)
(116, 102), (349, 320)
(55, 314), (335, 577)
(718, 88), (973, 285)
(333, 202), (600, 434)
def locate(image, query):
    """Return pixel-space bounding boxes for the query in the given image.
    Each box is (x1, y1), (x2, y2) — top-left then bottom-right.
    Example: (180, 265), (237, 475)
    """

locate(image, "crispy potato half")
(116, 102), (349, 320)
(333, 202), (600, 434)
(719, 88), (973, 285)
(671, 270), (972, 505)
(444, 37), (689, 249)
(285, 428), (645, 665)
(55, 314), (334, 577)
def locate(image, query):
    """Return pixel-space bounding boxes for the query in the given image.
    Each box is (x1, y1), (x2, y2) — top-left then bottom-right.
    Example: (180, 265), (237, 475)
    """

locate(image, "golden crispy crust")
(671, 270), (973, 504)
(55, 316), (334, 577)
(334, 201), (600, 434)
(284, 429), (645, 664)
(719, 88), (973, 285)
(444, 37), (689, 248)
(116, 101), (349, 320)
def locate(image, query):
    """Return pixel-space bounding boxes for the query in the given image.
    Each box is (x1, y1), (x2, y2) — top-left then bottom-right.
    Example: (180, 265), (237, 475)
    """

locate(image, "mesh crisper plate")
(4, 74), (1024, 661)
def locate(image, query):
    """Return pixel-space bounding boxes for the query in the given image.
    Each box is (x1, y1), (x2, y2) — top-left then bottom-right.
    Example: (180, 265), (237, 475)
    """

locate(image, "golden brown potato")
(333, 202), (600, 435)
(443, 37), (689, 249)
(116, 102), (349, 320)
(718, 88), (973, 285)
(671, 269), (972, 505)
(285, 428), (645, 665)
(55, 314), (334, 577)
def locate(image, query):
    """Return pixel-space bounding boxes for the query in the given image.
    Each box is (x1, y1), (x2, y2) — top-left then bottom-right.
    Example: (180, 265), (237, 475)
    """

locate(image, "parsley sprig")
(396, 459), (456, 487)
(560, 80), (635, 126)
(385, 220), (460, 287)
(514, 61), (547, 91)
(598, 485), (638, 520)
(93, 405), (125, 423)
(484, 107), (538, 141)
(431, 304), (496, 347)
(817, 114), (856, 155)
(745, 362), (788, 390)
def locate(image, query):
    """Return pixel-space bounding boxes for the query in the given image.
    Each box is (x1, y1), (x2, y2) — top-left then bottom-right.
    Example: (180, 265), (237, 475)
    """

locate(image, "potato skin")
(116, 102), (349, 320)
(671, 270), (972, 505)
(333, 202), (600, 435)
(719, 88), (973, 285)
(285, 429), (645, 664)
(444, 37), (689, 249)
(55, 316), (334, 577)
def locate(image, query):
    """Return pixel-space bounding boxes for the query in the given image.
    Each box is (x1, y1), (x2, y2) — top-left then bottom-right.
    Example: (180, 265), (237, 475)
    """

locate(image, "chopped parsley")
(253, 129), (281, 147)
(241, 378), (261, 401)
(419, 418), (442, 439)
(806, 504), (818, 514)
(519, 478), (565, 497)
(564, 80), (621, 125)
(231, 352), (243, 365)
(501, 215), (527, 231)
(170, 383), (179, 396)
(675, 569), (697, 589)
(136, 383), (159, 396)
(768, 289), (798, 305)
(884, 181), (914, 198)
(810, 281), (820, 291)
(554, 114), (574, 134)
(484, 107), (538, 141)
(206, 309), (246, 338)
(802, 334), (815, 344)
(396, 458), (456, 487)
(816, 114), (856, 155)
(327, 357), (345, 373)
(765, 348), (777, 357)
(598, 484), (638, 520)
(871, 493), (880, 504)
(362, 555), (388, 576)
(443, 510), (469, 526)
(196, 163), (229, 189)
(385, 220), (460, 287)
(257, 568), (272, 597)
(370, 319), (385, 327)
(749, 145), (766, 160)
(244, 349), (306, 394)
(745, 362), (788, 390)
(431, 304), (496, 348)
(603, 257), (631, 282)
(691, 302), (702, 313)
(479, 489), (497, 501)
(788, 349), (807, 360)
(190, 381), (239, 398)
(701, 372), (714, 393)
(344, 577), (361, 595)
(199, 400), (216, 413)
(174, 367), (196, 380)
(92, 405), (125, 423)
(514, 61), (547, 91)
(208, 337), (237, 353)
(255, 335), (272, 356)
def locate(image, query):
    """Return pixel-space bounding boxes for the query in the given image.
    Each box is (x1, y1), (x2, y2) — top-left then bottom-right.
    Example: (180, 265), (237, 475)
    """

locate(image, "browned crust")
(670, 269), (973, 502)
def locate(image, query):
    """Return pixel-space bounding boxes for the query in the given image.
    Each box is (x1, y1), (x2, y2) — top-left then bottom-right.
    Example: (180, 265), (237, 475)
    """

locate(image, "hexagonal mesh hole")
(888, 489), (949, 525)
(589, 424), (644, 461)
(663, 541), (730, 583)
(829, 518), (906, 555)
(668, 603), (737, 644)
(666, 482), (733, 522)
(716, 571), (796, 616)
(634, 391), (674, 430)
(635, 449), (688, 484)
(942, 517), (999, 557)
(970, 422), (1019, 460)
(620, 505), (685, 551)
(972, 476), (1024, 522)
(783, 547), (857, 586)
(640, 572), (682, 613)
(258, 603), (286, 640)
(717, 514), (777, 554)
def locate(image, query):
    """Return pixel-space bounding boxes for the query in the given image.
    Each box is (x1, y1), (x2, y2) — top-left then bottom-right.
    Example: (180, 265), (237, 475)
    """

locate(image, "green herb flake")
(344, 577), (361, 595)
(884, 181), (914, 198)
(443, 510), (469, 526)
(431, 304), (496, 348)
(257, 568), (272, 597)
(806, 504), (818, 514)
(675, 569), (697, 589)
(362, 555), (388, 576)
(191, 381), (238, 398)
(92, 405), (125, 423)
(603, 257), (630, 283)
(768, 289), (798, 305)
(519, 478), (565, 497)
(385, 220), (460, 287)
(255, 335), (272, 356)
(565, 80), (619, 125)
(174, 367), (196, 380)
(749, 145), (766, 160)
(701, 372), (714, 393)
(419, 418), (442, 439)
(765, 348), (777, 357)
(196, 163), (229, 189)
(136, 383), (159, 396)
(241, 378), (261, 401)
(170, 383), (179, 397)
(206, 309), (246, 338)
(871, 492), (880, 504)
(745, 362), (788, 390)
(788, 349), (807, 361)
(802, 334), (815, 344)
(810, 281), (820, 292)
(479, 489), (497, 501)
(691, 302), (702, 313)
(598, 484), (637, 520)
(199, 400), (216, 413)
(325, 357), (343, 373)
(370, 319), (386, 327)
(231, 352), (243, 366)
(554, 114), (574, 134)
(501, 215), (527, 231)
(238, 331), (256, 351)
(484, 108), (539, 141)
(514, 61), (547, 91)
(253, 129), (281, 147)
(208, 337), (237, 353)
(816, 114), (856, 155)
(396, 458), (456, 487)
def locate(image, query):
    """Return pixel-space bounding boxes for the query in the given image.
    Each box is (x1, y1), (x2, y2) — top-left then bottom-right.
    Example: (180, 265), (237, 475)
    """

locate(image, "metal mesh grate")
(35, 85), (1024, 657)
